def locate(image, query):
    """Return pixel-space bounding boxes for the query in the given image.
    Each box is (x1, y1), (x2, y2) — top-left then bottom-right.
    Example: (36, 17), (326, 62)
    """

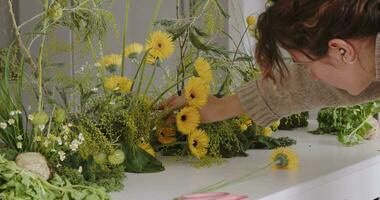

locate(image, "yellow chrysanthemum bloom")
(188, 129), (209, 159)
(138, 142), (156, 157)
(157, 127), (177, 144)
(271, 147), (299, 170)
(184, 77), (209, 108)
(176, 106), (201, 135)
(194, 57), (213, 83)
(145, 30), (175, 60)
(246, 15), (256, 26)
(262, 127), (273, 137)
(96, 54), (122, 69)
(125, 43), (143, 58)
(104, 75), (133, 93)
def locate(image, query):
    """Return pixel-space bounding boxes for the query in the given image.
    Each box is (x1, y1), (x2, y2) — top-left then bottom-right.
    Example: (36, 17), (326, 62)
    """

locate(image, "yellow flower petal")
(96, 54), (122, 69)
(271, 147), (299, 170)
(194, 57), (213, 83)
(188, 129), (209, 159)
(176, 106), (201, 135)
(125, 43), (143, 58)
(184, 77), (209, 108)
(104, 75), (133, 93)
(262, 127), (273, 137)
(145, 30), (175, 60)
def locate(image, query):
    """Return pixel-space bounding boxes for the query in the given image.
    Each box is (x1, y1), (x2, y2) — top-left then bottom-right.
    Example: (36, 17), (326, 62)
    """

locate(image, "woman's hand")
(157, 94), (245, 124)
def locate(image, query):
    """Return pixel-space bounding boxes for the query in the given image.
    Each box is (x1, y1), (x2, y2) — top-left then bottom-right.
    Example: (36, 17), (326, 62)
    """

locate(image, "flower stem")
(143, 63), (157, 96)
(37, 0), (50, 112)
(120, 0), (131, 76)
(147, 0), (163, 36)
(194, 161), (275, 193)
(217, 25), (250, 97)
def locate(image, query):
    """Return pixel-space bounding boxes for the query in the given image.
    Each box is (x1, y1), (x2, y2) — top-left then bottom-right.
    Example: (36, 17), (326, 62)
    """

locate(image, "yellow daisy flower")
(104, 75), (133, 93)
(125, 43), (143, 58)
(262, 127), (273, 137)
(176, 106), (201, 135)
(271, 147), (299, 170)
(188, 129), (209, 159)
(184, 77), (210, 108)
(138, 142), (156, 157)
(96, 54), (122, 69)
(157, 127), (177, 144)
(145, 30), (175, 60)
(194, 57), (213, 83)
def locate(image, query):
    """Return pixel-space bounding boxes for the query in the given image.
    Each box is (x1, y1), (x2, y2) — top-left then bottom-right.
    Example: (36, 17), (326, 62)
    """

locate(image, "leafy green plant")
(310, 101), (380, 146)
(278, 112), (309, 130)
(0, 154), (111, 200)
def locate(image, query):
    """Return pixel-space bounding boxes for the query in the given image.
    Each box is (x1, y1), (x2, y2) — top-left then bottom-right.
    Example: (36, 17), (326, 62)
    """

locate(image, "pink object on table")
(214, 195), (249, 200)
(178, 192), (230, 200)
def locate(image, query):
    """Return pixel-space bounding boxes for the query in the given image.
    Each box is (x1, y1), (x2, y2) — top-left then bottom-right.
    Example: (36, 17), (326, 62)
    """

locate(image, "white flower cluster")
(0, 110), (21, 130)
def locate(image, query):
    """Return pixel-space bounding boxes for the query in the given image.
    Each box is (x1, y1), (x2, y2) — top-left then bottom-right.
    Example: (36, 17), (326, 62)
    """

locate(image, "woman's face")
(288, 47), (374, 96)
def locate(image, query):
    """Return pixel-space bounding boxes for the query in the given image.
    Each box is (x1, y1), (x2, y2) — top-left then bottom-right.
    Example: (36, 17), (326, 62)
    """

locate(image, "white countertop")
(111, 121), (380, 200)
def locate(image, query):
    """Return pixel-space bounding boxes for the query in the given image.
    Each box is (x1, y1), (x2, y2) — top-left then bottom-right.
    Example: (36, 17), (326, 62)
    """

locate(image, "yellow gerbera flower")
(96, 54), (122, 69)
(104, 75), (133, 93)
(145, 30), (175, 60)
(157, 127), (177, 144)
(138, 142), (156, 157)
(194, 57), (213, 83)
(188, 129), (209, 159)
(125, 43), (143, 58)
(184, 77), (209, 108)
(262, 127), (273, 137)
(176, 106), (201, 135)
(271, 147), (299, 170)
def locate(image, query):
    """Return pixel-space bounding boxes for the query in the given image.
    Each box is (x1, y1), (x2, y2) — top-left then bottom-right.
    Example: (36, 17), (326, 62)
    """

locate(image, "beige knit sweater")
(236, 33), (380, 127)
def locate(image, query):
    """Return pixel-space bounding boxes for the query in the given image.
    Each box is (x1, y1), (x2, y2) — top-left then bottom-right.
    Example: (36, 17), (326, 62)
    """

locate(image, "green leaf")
(189, 30), (210, 51)
(124, 145), (164, 173)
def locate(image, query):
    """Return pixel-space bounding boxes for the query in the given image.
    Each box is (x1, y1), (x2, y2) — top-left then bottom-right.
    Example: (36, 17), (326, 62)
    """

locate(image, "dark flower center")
(181, 115), (187, 121)
(193, 140), (198, 147)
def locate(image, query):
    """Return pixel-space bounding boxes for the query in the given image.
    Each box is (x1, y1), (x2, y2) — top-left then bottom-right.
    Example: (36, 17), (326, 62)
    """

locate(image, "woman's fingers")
(156, 94), (177, 110)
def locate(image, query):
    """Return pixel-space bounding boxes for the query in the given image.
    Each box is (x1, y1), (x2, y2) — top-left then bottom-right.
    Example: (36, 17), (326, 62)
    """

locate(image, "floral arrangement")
(0, 0), (299, 199)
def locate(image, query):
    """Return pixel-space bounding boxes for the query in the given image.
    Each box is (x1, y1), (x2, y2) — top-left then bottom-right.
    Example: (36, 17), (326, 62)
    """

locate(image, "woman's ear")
(328, 39), (357, 64)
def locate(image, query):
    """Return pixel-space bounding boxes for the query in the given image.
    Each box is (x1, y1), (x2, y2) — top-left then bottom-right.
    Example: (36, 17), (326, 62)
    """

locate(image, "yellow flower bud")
(246, 15), (256, 26)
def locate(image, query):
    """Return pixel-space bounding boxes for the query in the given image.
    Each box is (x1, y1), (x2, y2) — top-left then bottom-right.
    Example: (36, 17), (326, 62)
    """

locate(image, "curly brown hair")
(255, 0), (380, 82)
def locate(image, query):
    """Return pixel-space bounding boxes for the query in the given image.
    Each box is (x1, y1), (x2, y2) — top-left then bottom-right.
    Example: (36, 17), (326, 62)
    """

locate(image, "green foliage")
(76, 94), (164, 173)
(201, 119), (247, 159)
(0, 45), (20, 80)
(310, 101), (380, 146)
(0, 154), (111, 200)
(53, 150), (126, 192)
(279, 112), (309, 130)
(240, 124), (297, 149)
